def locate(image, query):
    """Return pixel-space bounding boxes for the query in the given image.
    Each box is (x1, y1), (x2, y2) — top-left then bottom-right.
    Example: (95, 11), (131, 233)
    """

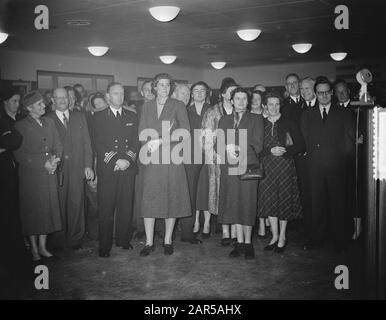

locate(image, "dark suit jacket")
(281, 96), (306, 126)
(300, 103), (355, 172)
(260, 115), (305, 159)
(91, 107), (140, 175)
(46, 110), (93, 179)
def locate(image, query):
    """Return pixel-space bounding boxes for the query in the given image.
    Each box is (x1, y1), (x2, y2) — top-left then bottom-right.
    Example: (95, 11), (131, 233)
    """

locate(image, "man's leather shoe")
(181, 238), (202, 244)
(229, 243), (244, 258)
(244, 243), (255, 259)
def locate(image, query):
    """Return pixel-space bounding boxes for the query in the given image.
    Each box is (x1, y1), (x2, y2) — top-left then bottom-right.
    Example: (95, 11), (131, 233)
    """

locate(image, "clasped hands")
(44, 155), (60, 174)
(271, 146), (286, 157)
(226, 144), (239, 160)
(114, 159), (130, 172)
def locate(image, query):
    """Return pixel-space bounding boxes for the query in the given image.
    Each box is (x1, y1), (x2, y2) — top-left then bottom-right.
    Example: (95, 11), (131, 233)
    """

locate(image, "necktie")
(340, 103), (344, 108)
(322, 107), (327, 122)
(296, 97), (299, 104)
(116, 111), (121, 118)
(308, 101), (311, 107)
(63, 113), (68, 128)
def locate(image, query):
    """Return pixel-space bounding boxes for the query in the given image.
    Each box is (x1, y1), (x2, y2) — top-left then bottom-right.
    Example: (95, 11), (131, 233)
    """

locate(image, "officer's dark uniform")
(91, 107), (140, 256)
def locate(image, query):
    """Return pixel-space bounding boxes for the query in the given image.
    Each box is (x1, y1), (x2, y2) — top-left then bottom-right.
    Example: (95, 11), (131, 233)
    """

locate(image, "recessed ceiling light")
(330, 52), (348, 61)
(159, 55), (177, 64)
(149, 6), (180, 22)
(292, 43), (312, 54)
(0, 32), (9, 44)
(211, 62), (226, 69)
(237, 29), (261, 41)
(88, 46), (109, 56)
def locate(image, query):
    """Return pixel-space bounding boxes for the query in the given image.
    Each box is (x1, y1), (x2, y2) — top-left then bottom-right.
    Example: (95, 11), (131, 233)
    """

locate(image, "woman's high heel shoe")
(264, 241), (278, 251)
(140, 245), (154, 256)
(274, 240), (287, 253)
(164, 244), (173, 255)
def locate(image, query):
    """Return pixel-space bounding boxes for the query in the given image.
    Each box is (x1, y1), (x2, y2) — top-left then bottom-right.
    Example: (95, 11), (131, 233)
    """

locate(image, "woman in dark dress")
(217, 87), (264, 259)
(257, 92), (304, 253)
(14, 91), (63, 262)
(138, 73), (192, 256)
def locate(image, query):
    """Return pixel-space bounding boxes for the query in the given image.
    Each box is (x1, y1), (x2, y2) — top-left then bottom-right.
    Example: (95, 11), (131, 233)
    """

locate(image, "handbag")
(239, 163), (264, 181)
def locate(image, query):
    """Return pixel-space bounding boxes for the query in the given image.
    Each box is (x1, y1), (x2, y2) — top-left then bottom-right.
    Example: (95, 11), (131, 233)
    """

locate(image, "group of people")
(0, 71), (362, 276)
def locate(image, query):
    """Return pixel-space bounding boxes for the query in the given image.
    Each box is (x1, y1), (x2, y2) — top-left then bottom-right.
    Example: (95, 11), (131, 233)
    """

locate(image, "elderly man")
(281, 73), (305, 123)
(301, 77), (355, 253)
(91, 82), (140, 257)
(47, 88), (94, 251)
(300, 77), (317, 108)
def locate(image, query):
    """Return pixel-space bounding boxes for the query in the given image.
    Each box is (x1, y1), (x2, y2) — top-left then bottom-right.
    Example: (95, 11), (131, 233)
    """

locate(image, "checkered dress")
(257, 120), (302, 220)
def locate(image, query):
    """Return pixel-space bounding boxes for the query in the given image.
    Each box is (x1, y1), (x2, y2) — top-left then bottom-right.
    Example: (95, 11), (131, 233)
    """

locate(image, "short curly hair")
(151, 73), (175, 96)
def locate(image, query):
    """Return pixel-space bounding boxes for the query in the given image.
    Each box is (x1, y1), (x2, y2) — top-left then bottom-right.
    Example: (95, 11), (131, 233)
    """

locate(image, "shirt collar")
(290, 95), (300, 103)
(307, 97), (317, 107)
(319, 103), (331, 114)
(343, 99), (350, 107)
(55, 109), (69, 118)
(109, 106), (122, 116)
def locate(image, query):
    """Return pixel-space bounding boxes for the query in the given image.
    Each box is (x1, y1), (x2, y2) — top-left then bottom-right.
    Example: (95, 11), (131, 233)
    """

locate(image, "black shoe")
(244, 243), (255, 259)
(229, 243), (245, 258)
(140, 245), (154, 256)
(202, 232), (211, 239)
(231, 238), (238, 246)
(41, 254), (60, 262)
(122, 242), (133, 250)
(274, 240), (287, 253)
(164, 244), (173, 255)
(71, 244), (83, 250)
(221, 237), (231, 246)
(181, 238), (202, 244)
(99, 251), (110, 258)
(264, 241), (278, 251)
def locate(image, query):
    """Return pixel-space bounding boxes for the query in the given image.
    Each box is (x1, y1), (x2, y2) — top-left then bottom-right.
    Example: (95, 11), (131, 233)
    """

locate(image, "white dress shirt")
(110, 106), (122, 117)
(55, 109), (70, 126)
(319, 103), (331, 118)
(290, 95), (301, 104)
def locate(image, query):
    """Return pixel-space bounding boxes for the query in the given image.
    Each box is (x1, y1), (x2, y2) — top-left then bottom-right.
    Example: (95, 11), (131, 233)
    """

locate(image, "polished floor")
(11, 223), (365, 300)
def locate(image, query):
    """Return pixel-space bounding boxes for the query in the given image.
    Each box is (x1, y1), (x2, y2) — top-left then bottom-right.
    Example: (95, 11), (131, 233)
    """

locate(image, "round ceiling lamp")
(292, 43), (312, 54)
(87, 46), (109, 56)
(149, 6), (180, 22)
(159, 55), (177, 64)
(330, 52), (348, 61)
(236, 29), (261, 41)
(211, 62), (226, 70)
(0, 32), (9, 44)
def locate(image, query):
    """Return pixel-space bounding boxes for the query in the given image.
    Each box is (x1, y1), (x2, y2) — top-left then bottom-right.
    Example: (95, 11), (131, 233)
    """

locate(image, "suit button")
(125, 139), (128, 142)
(126, 145), (129, 148)
(115, 146), (118, 149)
(317, 144), (320, 147)
(114, 139), (118, 143)
(45, 152), (49, 156)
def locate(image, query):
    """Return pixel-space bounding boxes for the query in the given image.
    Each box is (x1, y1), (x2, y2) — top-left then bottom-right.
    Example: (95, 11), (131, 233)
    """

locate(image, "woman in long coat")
(14, 91), (63, 262)
(201, 80), (238, 246)
(217, 87), (264, 259)
(138, 73), (191, 256)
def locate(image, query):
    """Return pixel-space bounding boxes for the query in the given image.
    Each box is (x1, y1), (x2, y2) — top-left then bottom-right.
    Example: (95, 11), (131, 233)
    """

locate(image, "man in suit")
(281, 73), (305, 123)
(301, 77), (355, 252)
(334, 79), (365, 240)
(298, 77), (317, 241)
(47, 88), (94, 250)
(91, 82), (140, 257)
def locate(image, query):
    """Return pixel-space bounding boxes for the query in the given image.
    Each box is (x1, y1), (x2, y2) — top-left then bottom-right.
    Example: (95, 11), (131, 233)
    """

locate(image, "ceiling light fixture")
(0, 32), (9, 44)
(149, 6), (180, 22)
(87, 46), (109, 57)
(292, 43), (312, 54)
(330, 52), (348, 61)
(211, 62), (226, 70)
(236, 29), (261, 41)
(159, 55), (177, 64)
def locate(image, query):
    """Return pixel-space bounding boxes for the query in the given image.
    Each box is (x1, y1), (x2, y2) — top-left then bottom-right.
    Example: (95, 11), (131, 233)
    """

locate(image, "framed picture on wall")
(12, 81), (32, 97)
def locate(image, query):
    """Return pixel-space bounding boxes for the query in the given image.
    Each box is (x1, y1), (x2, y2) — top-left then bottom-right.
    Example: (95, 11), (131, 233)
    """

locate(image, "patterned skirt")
(257, 155), (302, 220)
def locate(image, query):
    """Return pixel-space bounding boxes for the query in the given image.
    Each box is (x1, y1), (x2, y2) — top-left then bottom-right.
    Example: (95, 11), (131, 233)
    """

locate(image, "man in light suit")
(301, 77), (355, 253)
(47, 88), (94, 250)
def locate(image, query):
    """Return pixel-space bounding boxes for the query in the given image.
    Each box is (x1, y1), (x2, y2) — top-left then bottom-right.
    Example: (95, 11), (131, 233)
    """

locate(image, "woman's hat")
(22, 90), (43, 108)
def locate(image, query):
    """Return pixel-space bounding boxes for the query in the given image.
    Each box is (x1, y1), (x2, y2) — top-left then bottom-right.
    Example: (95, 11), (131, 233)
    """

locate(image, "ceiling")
(0, 0), (385, 69)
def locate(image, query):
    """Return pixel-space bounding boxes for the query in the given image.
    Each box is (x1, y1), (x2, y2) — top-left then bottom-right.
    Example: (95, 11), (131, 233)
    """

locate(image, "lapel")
(157, 97), (170, 121)
(26, 115), (47, 140)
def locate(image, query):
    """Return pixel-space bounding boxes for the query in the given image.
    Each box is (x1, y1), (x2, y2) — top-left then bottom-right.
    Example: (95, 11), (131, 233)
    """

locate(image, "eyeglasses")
(316, 90), (331, 96)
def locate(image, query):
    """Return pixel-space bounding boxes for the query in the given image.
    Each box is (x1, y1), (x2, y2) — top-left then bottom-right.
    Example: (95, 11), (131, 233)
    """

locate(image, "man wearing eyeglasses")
(301, 77), (355, 253)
